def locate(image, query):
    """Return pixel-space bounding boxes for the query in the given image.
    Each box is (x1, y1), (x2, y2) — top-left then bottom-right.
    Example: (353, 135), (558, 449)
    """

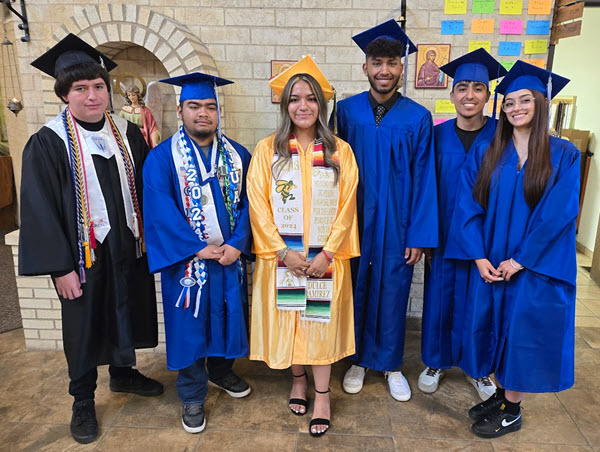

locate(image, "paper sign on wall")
(500, 19), (523, 34)
(523, 58), (545, 68)
(489, 80), (501, 115)
(499, 0), (523, 14)
(526, 20), (550, 35)
(498, 41), (521, 56)
(489, 100), (502, 114)
(525, 39), (548, 54)
(441, 20), (464, 34)
(490, 80), (498, 95)
(472, 19), (495, 34)
(468, 40), (492, 52)
(434, 118), (450, 126)
(445, 0), (467, 14)
(528, 0), (552, 15)
(435, 100), (456, 114)
(500, 61), (516, 71)
(472, 0), (495, 13)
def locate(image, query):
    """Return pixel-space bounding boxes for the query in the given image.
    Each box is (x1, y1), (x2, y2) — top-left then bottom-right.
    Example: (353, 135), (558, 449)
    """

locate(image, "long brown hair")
(272, 73), (340, 184)
(473, 90), (552, 210)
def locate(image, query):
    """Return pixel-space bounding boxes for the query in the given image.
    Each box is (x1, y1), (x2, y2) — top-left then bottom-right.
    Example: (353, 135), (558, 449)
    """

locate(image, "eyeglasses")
(501, 97), (535, 112)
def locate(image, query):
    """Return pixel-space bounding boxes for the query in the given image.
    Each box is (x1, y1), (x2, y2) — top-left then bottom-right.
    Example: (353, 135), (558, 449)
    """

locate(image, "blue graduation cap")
(495, 60), (569, 99)
(440, 48), (508, 119)
(496, 60), (570, 129)
(160, 72), (234, 138)
(352, 19), (418, 55)
(352, 19), (418, 96)
(31, 33), (117, 78)
(159, 72), (233, 103)
(440, 48), (507, 88)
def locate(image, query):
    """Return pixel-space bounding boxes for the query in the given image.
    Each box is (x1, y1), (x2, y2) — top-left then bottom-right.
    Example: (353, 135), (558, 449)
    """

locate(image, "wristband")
(322, 250), (333, 263)
(277, 246), (289, 261)
(509, 258), (523, 270)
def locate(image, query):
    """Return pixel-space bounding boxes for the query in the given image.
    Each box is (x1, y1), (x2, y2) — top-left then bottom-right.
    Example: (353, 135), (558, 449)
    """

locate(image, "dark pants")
(69, 366), (134, 403)
(176, 357), (233, 405)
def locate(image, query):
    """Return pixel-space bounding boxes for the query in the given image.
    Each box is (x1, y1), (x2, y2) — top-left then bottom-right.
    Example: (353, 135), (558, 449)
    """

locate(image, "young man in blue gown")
(143, 73), (252, 433)
(419, 49), (507, 400)
(335, 20), (438, 402)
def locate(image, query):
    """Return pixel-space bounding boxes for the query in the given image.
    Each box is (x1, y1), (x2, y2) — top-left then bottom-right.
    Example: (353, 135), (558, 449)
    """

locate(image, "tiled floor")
(0, 253), (599, 451)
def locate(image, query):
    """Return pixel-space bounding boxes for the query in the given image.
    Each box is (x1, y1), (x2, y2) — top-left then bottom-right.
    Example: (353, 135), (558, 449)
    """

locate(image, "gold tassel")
(84, 241), (92, 268)
(332, 88), (338, 135)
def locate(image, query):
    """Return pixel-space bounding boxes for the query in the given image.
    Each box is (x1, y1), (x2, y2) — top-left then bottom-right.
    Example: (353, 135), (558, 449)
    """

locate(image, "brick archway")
(40, 4), (220, 122)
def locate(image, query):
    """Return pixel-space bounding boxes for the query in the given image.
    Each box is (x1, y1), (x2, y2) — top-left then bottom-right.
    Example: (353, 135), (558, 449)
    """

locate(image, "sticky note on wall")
(500, 0), (523, 14)
(468, 40), (492, 52)
(500, 20), (523, 34)
(441, 20), (464, 34)
(523, 58), (545, 68)
(500, 61), (516, 71)
(435, 100), (456, 114)
(528, 0), (551, 15)
(472, 19), (495, 34)
(472, 0), (495, 14)
(445, 0), (467, 14)
(498, 41), (521, 56)
(525, 39), (548, 54)
(526, 20), (550, 35)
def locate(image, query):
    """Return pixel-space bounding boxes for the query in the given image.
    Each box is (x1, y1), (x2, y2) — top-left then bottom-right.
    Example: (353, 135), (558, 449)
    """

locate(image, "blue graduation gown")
(445, 136), (579, 392)
(143, 134), (252, 370)
(422, 118), (496, 370)
(336, 92), (439, 371)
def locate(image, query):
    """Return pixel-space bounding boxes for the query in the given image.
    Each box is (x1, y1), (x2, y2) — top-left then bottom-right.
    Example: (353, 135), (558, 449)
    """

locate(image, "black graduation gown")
(18, 118), (158, 381)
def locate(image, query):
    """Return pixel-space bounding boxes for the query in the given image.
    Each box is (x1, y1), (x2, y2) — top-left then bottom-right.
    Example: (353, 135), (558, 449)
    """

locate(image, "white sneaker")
(466, 374), (497, 401)
(384, 371), (411, 402)
(418, 367), (446, 394)
(343, 365), (366, 394)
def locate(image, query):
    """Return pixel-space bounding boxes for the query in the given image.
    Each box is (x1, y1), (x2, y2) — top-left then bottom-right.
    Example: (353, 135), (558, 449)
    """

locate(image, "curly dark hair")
(365, 37), (405, 59)
(54, 62), (111, 103)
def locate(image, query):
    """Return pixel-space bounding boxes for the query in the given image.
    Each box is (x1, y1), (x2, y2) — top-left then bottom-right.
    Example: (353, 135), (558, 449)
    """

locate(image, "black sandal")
(309, 388), (331, 437)
(289, 372), (309, 416)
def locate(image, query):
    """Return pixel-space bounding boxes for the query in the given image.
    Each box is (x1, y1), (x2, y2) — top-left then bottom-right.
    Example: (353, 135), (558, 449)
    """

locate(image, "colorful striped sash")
(273, 135), (339, 323)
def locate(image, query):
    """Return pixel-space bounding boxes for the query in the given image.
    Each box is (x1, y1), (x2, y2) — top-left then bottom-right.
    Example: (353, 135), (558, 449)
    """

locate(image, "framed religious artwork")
(271, 60), (297, 103)
(414, 44), (451, 89)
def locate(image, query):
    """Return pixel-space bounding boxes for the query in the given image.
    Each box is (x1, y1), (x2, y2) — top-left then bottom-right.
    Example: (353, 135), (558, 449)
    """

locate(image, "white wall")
(554, 7), (600, 252)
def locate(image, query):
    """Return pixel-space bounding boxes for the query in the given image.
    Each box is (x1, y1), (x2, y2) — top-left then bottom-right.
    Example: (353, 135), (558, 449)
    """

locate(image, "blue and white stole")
(272, 136), (339, 323)
(171, 125), (243, 317)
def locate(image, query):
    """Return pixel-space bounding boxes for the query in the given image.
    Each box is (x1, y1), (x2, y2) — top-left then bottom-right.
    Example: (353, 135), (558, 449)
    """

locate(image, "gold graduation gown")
(248, 135), (360, 369)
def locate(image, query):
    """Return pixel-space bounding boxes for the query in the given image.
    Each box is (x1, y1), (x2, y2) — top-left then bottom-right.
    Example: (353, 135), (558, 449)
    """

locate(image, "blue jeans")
(176, 357), (233, 405)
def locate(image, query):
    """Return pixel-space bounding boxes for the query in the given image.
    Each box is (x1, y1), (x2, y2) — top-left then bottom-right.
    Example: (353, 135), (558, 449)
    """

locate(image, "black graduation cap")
(352, 19), (418, 55)
(30, 33), (117, 78)
(440, 48), (508, 88)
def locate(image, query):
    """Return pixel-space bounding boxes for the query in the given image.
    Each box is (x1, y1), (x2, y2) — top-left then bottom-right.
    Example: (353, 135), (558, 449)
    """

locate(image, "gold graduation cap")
(269, 55), (334, 101)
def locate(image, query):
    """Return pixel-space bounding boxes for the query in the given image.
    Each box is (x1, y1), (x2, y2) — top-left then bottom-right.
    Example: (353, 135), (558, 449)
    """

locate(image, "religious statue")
(116, 74), (161, 148)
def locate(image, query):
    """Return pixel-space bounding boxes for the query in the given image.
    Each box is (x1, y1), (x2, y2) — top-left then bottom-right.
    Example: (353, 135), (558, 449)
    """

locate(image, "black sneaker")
(109, 369), (164, 396)
(182, 403), (206, 434)
(70, 400), (98, 444)
(471, 408), (522, 438)
(468, 391), (506, 421)
(209, 372), (251, 398)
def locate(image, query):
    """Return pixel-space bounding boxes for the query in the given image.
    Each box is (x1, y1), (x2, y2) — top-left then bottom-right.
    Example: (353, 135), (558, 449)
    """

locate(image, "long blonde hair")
(272, 73), (339, 184)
